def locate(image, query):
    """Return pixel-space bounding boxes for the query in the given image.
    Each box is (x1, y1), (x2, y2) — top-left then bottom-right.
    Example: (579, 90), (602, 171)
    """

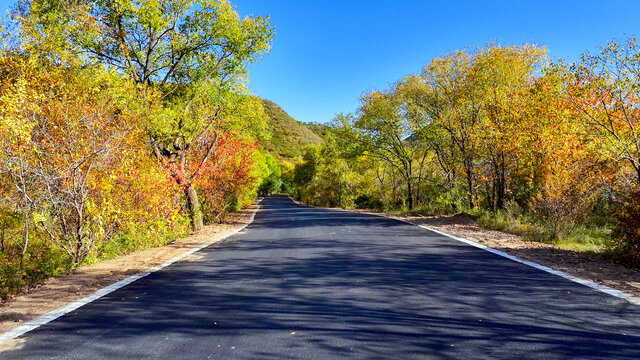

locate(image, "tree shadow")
(3, 196), (640, 359)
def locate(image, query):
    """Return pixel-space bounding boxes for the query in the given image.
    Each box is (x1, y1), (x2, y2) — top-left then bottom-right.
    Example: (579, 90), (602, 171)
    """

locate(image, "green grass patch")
(553, 226), (610, 253)
(473, 208), (554, 243)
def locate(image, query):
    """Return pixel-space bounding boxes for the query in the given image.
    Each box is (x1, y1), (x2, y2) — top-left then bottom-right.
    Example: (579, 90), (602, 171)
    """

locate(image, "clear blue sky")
(2, 1), (639, 123)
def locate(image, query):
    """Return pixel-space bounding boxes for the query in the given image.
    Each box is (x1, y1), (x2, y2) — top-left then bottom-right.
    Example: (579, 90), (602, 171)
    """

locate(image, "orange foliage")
(195, 132), (258, 220)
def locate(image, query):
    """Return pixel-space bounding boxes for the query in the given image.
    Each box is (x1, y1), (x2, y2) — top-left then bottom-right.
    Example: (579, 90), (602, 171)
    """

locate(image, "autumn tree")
(0, 48), (178, 264)
(0, 51), (43, 266)
(565, 36), (640, 187)
(195, 131), (259, 221)
(411, 50), (482, 208)
(349, 88), (429, 210)
(471, 44), (547, 209)
(17, 0), (274, 230)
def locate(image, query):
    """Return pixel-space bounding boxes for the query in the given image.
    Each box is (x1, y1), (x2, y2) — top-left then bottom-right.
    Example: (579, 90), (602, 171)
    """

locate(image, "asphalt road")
(2, 195), (640, 359)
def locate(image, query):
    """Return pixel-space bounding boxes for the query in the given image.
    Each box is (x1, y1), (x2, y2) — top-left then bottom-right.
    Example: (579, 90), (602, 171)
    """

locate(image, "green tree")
(293, 146), (318, 200)
(350, 88), (427, 210)
(258, 154), (282, 196)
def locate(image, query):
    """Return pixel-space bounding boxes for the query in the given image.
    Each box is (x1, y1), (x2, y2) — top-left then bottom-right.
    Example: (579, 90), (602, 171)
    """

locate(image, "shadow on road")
(3, 196), (640, 359)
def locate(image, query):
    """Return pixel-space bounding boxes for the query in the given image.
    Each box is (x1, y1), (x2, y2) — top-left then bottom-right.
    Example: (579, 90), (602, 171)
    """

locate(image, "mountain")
(302, 122), (331, 139)
(260, 99), (323, 158)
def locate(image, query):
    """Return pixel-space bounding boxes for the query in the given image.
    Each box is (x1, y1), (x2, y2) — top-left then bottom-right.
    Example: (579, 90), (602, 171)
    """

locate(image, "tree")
(293, 146), (318, 201)
(351, 88), (427, 210)
(18, 0), (274, 230)
(195, 131), (258, 221)
(0, 52), (41, 267)
(471, 44), (547, 209)
(257, 154), (282, 196)
(0, 49), (166, 264)
(412, 50), (482, 209)
(565, 36), (640, 187)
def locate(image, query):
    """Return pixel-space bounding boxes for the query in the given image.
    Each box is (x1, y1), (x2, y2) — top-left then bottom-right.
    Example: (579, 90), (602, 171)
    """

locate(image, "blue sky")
(3, 1), (639, 123)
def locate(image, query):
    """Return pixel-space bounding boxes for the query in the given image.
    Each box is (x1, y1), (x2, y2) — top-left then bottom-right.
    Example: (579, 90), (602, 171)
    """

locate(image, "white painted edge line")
(368, 210), (640, 306)
(414, 223), (639, 303)
(0, 200), (262, 345)
(290, 198), (640, 306)
(287, 196), (302, 205)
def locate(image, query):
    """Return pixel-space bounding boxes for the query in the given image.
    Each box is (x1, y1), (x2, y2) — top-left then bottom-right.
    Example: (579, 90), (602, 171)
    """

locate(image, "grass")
(346, 197), (613, 255)
(473, 208), (554, 243)
(553, 226), (610, 253)
(472, 207), (610, 254)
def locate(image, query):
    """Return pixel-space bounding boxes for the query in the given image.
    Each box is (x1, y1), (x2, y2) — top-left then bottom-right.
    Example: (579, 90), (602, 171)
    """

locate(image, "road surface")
(2, 195), (640, 359)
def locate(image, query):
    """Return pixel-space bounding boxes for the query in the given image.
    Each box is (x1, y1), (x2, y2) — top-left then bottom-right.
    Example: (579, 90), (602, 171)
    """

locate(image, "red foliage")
(194, 132), (257, 218)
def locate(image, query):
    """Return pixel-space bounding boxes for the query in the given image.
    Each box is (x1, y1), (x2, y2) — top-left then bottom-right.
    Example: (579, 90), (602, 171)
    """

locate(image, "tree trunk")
(407, 181), (414, 211)
(185, 184), (203, 231)
(465, 159), (475, 209)
(496, 153), (506, 210)
(20, 216), (29, 268)
(496, 176), (505, 209)
(486, 181), (494, 211)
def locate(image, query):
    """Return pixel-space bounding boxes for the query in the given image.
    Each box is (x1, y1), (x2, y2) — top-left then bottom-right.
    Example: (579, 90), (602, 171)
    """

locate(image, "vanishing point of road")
(2, 196), (640, 359)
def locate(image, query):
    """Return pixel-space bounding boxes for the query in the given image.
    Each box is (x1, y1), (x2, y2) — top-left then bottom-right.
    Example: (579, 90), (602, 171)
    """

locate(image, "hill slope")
(260, 99), (323, 158)
(302, 122), (331, 139)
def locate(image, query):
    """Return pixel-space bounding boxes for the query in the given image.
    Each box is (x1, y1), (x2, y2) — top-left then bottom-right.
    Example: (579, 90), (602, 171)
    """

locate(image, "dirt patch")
(0, 338), (24, 352)
(0, 203), (259, 334)
(353, 209), (640, 300)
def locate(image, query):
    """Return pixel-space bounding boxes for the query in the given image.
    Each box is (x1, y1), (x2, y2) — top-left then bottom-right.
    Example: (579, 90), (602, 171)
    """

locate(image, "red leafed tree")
(194, 132), (258, 221)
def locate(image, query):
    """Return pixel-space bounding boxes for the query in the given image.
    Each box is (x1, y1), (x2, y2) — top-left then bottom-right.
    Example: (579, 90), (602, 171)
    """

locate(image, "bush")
(0, 260), (21, 300)
(354, 195), (372, 209)
(609, 189), (640, 268)
(0, 239), (70, 300)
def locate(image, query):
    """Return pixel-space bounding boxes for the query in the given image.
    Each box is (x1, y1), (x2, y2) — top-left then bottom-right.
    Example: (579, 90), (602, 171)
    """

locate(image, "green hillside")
(302, 122), (331, 139)
(260, 99), (323, 158)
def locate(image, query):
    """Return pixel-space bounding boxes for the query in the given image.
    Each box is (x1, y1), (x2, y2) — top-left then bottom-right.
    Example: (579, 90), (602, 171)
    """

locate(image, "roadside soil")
(354, 209), (640, 301)
(0, 203), (260, 335)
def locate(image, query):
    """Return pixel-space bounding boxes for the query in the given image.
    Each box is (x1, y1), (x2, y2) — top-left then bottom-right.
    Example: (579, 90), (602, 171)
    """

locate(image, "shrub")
(354, 195), (373, 209)
(609, 189), (640, 268)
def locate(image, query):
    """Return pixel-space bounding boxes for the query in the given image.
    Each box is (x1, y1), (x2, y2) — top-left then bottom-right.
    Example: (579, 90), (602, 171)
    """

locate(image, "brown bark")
(407, 181), (414, 211)
(495, 152), (506, 210)
(185, 184), (203, 231)
(465, 159), (475, 209)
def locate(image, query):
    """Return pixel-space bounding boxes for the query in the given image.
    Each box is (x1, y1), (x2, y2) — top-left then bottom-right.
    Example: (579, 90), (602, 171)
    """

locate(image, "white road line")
(0, 200), (262, 346)
(413, 223), (638, 304)
(292, 199), (640, 306)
